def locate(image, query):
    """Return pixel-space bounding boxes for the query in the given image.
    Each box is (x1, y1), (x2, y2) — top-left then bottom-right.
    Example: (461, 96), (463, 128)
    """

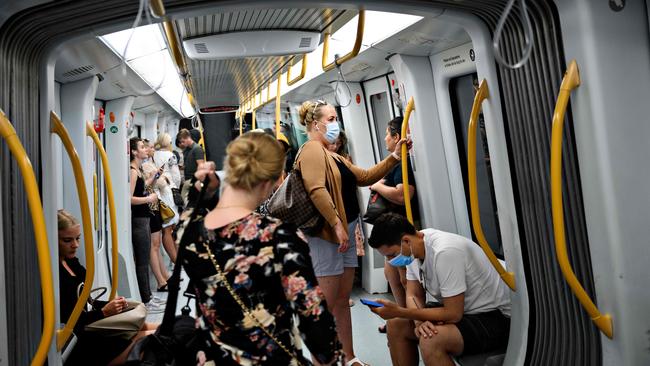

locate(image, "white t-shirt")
(406, 229), (511, 317)
(154, 150), (182, 189)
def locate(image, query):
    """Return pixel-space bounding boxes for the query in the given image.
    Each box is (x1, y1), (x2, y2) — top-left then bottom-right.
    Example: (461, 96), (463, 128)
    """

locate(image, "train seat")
(454, 348), (506, 366)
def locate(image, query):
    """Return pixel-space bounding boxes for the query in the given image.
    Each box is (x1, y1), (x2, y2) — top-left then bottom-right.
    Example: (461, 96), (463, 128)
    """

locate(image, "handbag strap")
(159, 177), (211, 336)
(201, 242), (304, 366)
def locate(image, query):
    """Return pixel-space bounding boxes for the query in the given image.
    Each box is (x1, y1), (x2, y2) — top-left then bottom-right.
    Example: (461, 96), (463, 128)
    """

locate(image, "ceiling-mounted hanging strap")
(550, 60), (613, 339)
(0, 109), (56, 366)
(322, 10), (365, 72)
(467, 80), (516, 291)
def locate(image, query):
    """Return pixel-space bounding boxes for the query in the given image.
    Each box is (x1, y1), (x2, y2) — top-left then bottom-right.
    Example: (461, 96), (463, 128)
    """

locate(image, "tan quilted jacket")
(296, 140), (398, 243)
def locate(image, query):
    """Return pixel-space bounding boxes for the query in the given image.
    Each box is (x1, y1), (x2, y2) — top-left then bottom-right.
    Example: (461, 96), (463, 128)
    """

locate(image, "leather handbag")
(85, 301), (147, 340)
(78, 286), (146, 340)
(266, 170), (323, 235)
(171, 187), (184, 208)
(266, 146), (324, 235)
(362, 192), (396, 225)
(159, 200), (175, 223)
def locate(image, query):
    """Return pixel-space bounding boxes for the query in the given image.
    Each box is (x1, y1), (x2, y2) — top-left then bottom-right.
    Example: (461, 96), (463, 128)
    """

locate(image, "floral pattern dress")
(183, 211), (343, 366)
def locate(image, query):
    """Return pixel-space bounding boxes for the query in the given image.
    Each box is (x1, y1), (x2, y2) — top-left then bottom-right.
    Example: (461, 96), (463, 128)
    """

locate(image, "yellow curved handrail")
(550, 60), (613, 339)
(275, 76), (282, 139)
(238, 108), (243, 136)
(322, 10), (365, 72)
(51, 112), (95, 350)
(86, 123), (119, 301)
(0, 109), (55, 366)
(93, 173), (98, 229)
(287, 55), (308, 86)
(400, 97), (415, 225)
(252, 106), (257, 130)
(149, 0), (165, 18)
(467, 79), (516, 291)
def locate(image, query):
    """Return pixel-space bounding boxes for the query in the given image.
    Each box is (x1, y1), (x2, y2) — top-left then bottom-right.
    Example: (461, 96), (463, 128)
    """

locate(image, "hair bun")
(224, 132), (285, 191)
(298, 101), (312, 127)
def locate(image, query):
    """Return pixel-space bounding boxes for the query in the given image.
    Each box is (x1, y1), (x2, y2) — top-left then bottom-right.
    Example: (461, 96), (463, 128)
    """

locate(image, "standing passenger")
(142, 141), (170, 294)
(296, 100), (409, 366)
(177, 128), (204, 207)
(183, 131), (344, 365)
(153, 133), (180, 262)
(129, 137), (163, 312)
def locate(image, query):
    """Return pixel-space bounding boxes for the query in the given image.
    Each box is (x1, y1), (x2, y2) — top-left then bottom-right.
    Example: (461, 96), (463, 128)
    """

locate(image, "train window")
(369, 92), (392, 160)
(449, 73), (503, 257)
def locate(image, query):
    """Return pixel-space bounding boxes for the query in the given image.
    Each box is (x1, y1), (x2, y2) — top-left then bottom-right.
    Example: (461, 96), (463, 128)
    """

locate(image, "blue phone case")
(360, 298), (384, 308)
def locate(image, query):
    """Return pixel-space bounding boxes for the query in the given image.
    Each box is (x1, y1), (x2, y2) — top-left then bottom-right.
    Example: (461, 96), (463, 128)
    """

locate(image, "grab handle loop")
(493, 0), (534, 69)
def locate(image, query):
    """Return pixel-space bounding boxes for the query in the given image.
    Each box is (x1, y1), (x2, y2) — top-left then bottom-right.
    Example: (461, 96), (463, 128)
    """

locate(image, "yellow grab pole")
(550, 60), (613, 338)
(287, 54), (308, 86)
(252, 107), (257, 130)
(467, 80), (516, 291)
(86, 122), (119, 301)
(0, 109), (55, 366)
(275, 77), (282, 139)
(322, 10), (365, 72)
(239, 108), (243, 136)
(51, 112), (96, 350)
(400, 97), (415, 225)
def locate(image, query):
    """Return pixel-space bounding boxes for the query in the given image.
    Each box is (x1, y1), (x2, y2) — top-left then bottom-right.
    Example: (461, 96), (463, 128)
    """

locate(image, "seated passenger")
(57, 209), (157, 366)
(367, 213), (511, 366)
(183, 131), (344, 365)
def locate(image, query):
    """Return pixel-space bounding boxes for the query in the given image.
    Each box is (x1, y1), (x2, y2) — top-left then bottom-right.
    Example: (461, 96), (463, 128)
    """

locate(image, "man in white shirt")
(367, 213), (511, 366)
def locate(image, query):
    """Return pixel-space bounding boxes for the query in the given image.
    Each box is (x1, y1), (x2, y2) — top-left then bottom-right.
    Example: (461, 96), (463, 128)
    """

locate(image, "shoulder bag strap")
(159, 177), (211, 336)
(201, 242), (304, 366)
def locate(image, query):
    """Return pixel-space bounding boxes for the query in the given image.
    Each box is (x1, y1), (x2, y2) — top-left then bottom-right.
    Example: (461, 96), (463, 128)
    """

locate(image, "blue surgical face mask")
(323, 121), (340, 144)
(388, 242), (414, 267)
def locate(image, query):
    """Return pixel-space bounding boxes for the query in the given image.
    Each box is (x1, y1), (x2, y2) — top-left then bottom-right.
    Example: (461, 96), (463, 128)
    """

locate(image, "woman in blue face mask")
(294, 99), (410, 366)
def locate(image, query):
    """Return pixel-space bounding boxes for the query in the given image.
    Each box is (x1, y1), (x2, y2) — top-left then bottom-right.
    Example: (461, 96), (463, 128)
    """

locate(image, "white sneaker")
(145, 301), (165, 314)
(151, 295), (167, 305)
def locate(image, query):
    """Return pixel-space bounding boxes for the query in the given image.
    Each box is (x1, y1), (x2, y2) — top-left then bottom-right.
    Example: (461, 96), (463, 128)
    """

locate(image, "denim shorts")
(307, 219), (359, 277)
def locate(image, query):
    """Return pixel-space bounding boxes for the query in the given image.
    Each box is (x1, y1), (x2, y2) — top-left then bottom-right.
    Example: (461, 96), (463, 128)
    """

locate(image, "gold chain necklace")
(202, 242), (304, 366)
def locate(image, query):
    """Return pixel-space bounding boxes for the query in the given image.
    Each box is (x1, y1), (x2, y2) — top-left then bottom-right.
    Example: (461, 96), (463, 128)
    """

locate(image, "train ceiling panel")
(55, 37), (181, 118)
(369, 17), (471, 56)
(175, 8), (356, 107)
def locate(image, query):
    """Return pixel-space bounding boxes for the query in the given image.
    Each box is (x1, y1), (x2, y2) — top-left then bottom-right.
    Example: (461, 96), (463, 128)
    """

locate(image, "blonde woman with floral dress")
(182, 131), (344, 365)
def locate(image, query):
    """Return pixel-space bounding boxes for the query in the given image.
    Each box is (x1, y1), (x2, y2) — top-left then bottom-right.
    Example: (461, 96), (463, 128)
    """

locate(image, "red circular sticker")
(109, 111), (115, 123)
(391, 79), (395, 86)
(356, 94), (361, 104)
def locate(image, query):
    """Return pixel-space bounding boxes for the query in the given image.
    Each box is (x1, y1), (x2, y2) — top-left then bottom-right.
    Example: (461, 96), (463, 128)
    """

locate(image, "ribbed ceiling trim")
(176, 8), (347, 106)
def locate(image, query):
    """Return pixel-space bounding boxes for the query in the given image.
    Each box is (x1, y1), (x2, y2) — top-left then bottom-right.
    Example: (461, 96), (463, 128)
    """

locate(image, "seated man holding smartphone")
(366, 213), (511, 366)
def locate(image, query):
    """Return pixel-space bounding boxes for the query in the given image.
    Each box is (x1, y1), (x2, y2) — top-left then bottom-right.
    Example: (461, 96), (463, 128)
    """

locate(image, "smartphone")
(360, 298), (384, 308)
